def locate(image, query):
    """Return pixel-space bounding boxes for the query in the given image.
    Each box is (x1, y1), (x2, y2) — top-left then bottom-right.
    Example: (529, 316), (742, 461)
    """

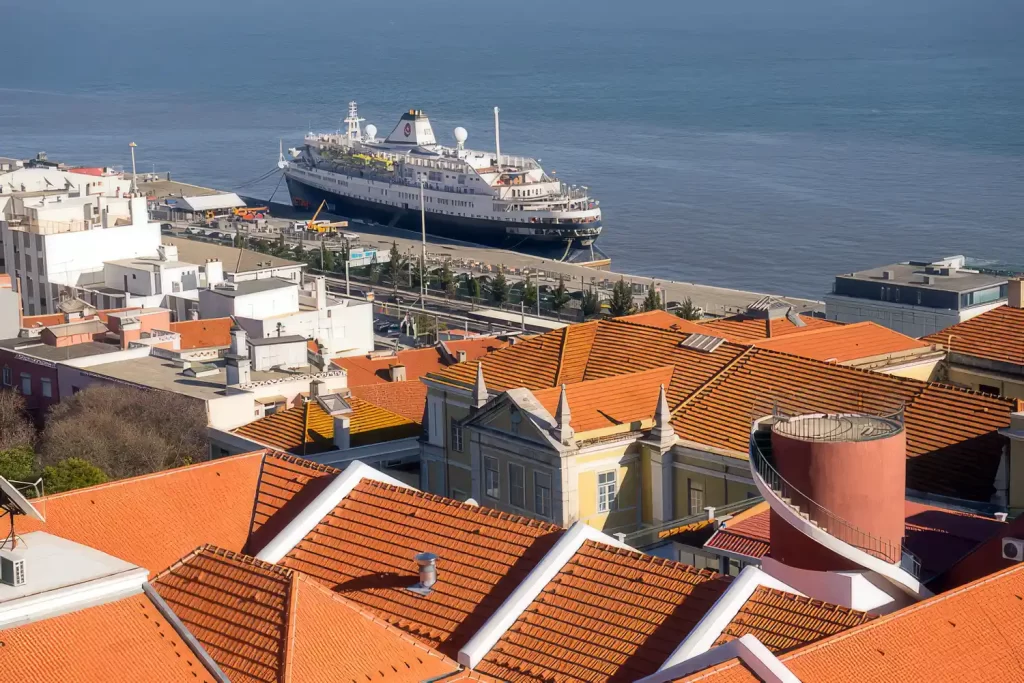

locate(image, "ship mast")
(344, 101), (365, 140)
(493, 107), (501, 171)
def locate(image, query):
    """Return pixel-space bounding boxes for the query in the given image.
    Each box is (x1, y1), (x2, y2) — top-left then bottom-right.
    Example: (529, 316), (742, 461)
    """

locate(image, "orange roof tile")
(923, 304), (1024, 365)
(475, 540), (732, 683)
(534, 366), (674, 433)
(351, 381), (428, 423)
(431, 320), (1014, 502)
(704, 503), (772, 560)
(280, 479), (563, 658)
(752, 322), (932, 364)
(233, 397), (421, 455)
(335, 337), (509, 386)
(698, 313), (841, 343)
(14, 451), (336, 576)
(19, 312), (67, 328)
(675, 659), (762, 683)
(2, 593), (215, 682)
(616, 310), (708, 334)
(154, 546), (456, 683)
(713, 586), (875, 653)
(169, 317), (233, 349)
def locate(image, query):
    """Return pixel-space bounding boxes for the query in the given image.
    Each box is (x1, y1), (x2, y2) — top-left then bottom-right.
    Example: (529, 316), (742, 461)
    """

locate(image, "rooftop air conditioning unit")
(0, 549), (27, 587)
(1001, 538), (1024, 562)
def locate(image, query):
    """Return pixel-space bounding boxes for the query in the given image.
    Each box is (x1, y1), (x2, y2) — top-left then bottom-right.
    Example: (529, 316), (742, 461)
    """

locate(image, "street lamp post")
(129, 142), (138, 195)
(419, 178), (427, 310)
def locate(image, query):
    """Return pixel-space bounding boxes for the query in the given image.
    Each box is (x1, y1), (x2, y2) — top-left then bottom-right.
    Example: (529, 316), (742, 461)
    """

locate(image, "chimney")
(409, 552), (438, 596)
(551, 384), (574, 445)
(705, 506), (716, 521)
(882, 270), (894, 280)
(457, 349), (467, 363)
(225, 355), (250, 386)
(389, 364), (407, 382)
(205, 259), (224, 288)
(229, 325), (248, 357)
(472, 362), (488, 409)
(188, 308), (199, 321)
(309, 379), (323, 399)
(1009, 278), (1023, 309)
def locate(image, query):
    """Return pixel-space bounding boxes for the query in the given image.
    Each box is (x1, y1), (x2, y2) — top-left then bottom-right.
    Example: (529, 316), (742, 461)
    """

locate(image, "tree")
(468, 276), (482, 301)
(42, 458), (107, 494)
(294, 236), (305, 260)
(642, 284), (662, 312)
(0, 446), (35, 483)
(523, 278), (538, 309)
(581, 287), (602, 319)
(550, 275), (571, 315)
(439, 262), (455, 300)
(0, 391), (35, 451)
(276, 232), (286, 255)
(675, 297), (702, 321)
(609, 277), (636, 317)
(39, 385), (209, 481)
(369, 252), (381, 286)
(386, 242), (407, 291)
(491, 267), (510, 305)
(322, 245), (336, 272)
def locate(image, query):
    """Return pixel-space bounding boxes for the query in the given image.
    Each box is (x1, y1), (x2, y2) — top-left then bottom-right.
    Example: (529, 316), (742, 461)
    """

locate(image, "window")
(978, 384), (1001, 397)
(597, 471), (617, 513)
(20, 373), (31, 396)
(534, 471), (552, 518)
(2, 366), (10, 386)
(40, 377), (52, 398)
(510, 406), (522, 435)
(688, 479), (705, 516)
(484, 456), (499, 499)
(450, 418), (463, 452)
(509, 463), (525, 508)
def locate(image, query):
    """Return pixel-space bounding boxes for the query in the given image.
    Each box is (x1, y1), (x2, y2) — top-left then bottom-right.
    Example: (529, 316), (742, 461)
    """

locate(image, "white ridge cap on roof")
(458, 520), (630, 669)
(637, 634), (802, 683)
(254, 460), (412, 564)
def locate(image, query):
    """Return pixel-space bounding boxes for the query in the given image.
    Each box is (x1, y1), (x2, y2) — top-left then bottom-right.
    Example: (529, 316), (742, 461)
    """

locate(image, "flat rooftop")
(207, 278), (295, 298)
(0, 339), (121, 362)
(838, 261), (1007, 293)
(249, 334), (307, 347)
(106, 256), (199, 272)
(81, 354), (319, 400)
(134, 178), (222, 200)
(164, 236), (302, 274)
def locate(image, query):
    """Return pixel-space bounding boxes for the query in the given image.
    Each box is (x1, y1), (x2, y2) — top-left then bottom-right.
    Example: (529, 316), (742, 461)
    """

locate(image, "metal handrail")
(749, 430), (921, 577)
(621, 496), (765, 550)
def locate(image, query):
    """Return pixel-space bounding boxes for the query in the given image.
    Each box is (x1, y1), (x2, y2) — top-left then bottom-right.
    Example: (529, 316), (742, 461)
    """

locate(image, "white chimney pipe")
(493, 107), (501, 171)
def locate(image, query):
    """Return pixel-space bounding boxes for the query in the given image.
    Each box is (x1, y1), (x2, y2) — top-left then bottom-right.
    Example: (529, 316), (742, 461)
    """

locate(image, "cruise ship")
(281, 103), (602, 253)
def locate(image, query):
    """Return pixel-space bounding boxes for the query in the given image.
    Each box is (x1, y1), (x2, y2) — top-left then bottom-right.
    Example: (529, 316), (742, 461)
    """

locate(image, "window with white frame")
(450, 418), (463, 452)
(509, 463), (525, 508)
(40, 377), (52, 398)
(534, 471), (552, 518)
(597, 470), (617, 513)
(484, 456), (499, 499)
(20, 373), (31, 396)
(688, 478), (705, 516)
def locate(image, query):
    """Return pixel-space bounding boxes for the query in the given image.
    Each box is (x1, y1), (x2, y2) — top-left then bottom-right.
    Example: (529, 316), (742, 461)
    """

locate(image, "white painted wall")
(251, 339), (308, 370)
(238, 299), (372, 358)
(198, 285), (299, 320)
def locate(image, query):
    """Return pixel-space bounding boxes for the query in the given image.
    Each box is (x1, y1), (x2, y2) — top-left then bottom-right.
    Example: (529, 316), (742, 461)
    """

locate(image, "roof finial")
(649, 384), (676, 444)
(472, 362), (488, 409)
(552, 384), (574, 445)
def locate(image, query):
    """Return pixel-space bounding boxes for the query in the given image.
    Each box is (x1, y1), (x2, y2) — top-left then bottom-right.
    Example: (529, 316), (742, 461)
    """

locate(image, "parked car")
(160, 223), (174, 233)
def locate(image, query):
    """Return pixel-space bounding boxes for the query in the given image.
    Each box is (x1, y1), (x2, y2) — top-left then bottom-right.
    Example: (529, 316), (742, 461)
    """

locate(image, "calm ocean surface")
(2, 0), (1022, 298)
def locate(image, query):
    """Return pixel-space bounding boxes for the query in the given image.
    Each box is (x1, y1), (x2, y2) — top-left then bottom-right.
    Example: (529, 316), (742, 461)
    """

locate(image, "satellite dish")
(0, 476), (44, 523)
(453, 127), (468, 144)
(365, 124), (378, 140)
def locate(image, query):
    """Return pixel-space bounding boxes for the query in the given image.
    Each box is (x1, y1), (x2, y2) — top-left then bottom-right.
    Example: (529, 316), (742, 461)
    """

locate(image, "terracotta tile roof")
(280, 478), (563, 658)
(233, 397), (421, 455)
(169, 317), (233, 349)
(154, 546), (456, 683)
(713, 586), (876, 653)
(2, 593), (215, 682)
(19, 312), (67, 328)
(474, 540), (732, 683)
(671, 349), (1014, 501)
(13, 450), (336, 576)
(657, 518), (716, 540)
(705, 501), (1004, 579)
(678, 564), (1024, 682)
(351, 381), (428, 423)
(922, 304), (1024, 365)
(533, 366), (674, 433)
(431, 320), (1014, 502)
(616, 310), (708, 334)
(675, 659), (762, 682)
(698, 313), (841, 343)
(752, 322), (932, 364)
(335, 337), (509, 386)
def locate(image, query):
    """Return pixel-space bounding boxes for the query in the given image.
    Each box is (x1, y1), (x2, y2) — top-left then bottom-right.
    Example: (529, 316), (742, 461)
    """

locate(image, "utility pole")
(419, 178), (427, 310)
(129, 141), (138, 195)
(343, 236), (350, 296)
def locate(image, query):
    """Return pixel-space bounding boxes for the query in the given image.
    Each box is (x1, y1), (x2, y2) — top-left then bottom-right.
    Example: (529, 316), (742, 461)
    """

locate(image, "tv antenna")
(0, 476), (45, 551)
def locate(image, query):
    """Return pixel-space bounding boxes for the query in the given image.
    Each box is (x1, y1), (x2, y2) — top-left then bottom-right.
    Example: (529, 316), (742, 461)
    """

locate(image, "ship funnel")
(386, 110), (436, 146)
